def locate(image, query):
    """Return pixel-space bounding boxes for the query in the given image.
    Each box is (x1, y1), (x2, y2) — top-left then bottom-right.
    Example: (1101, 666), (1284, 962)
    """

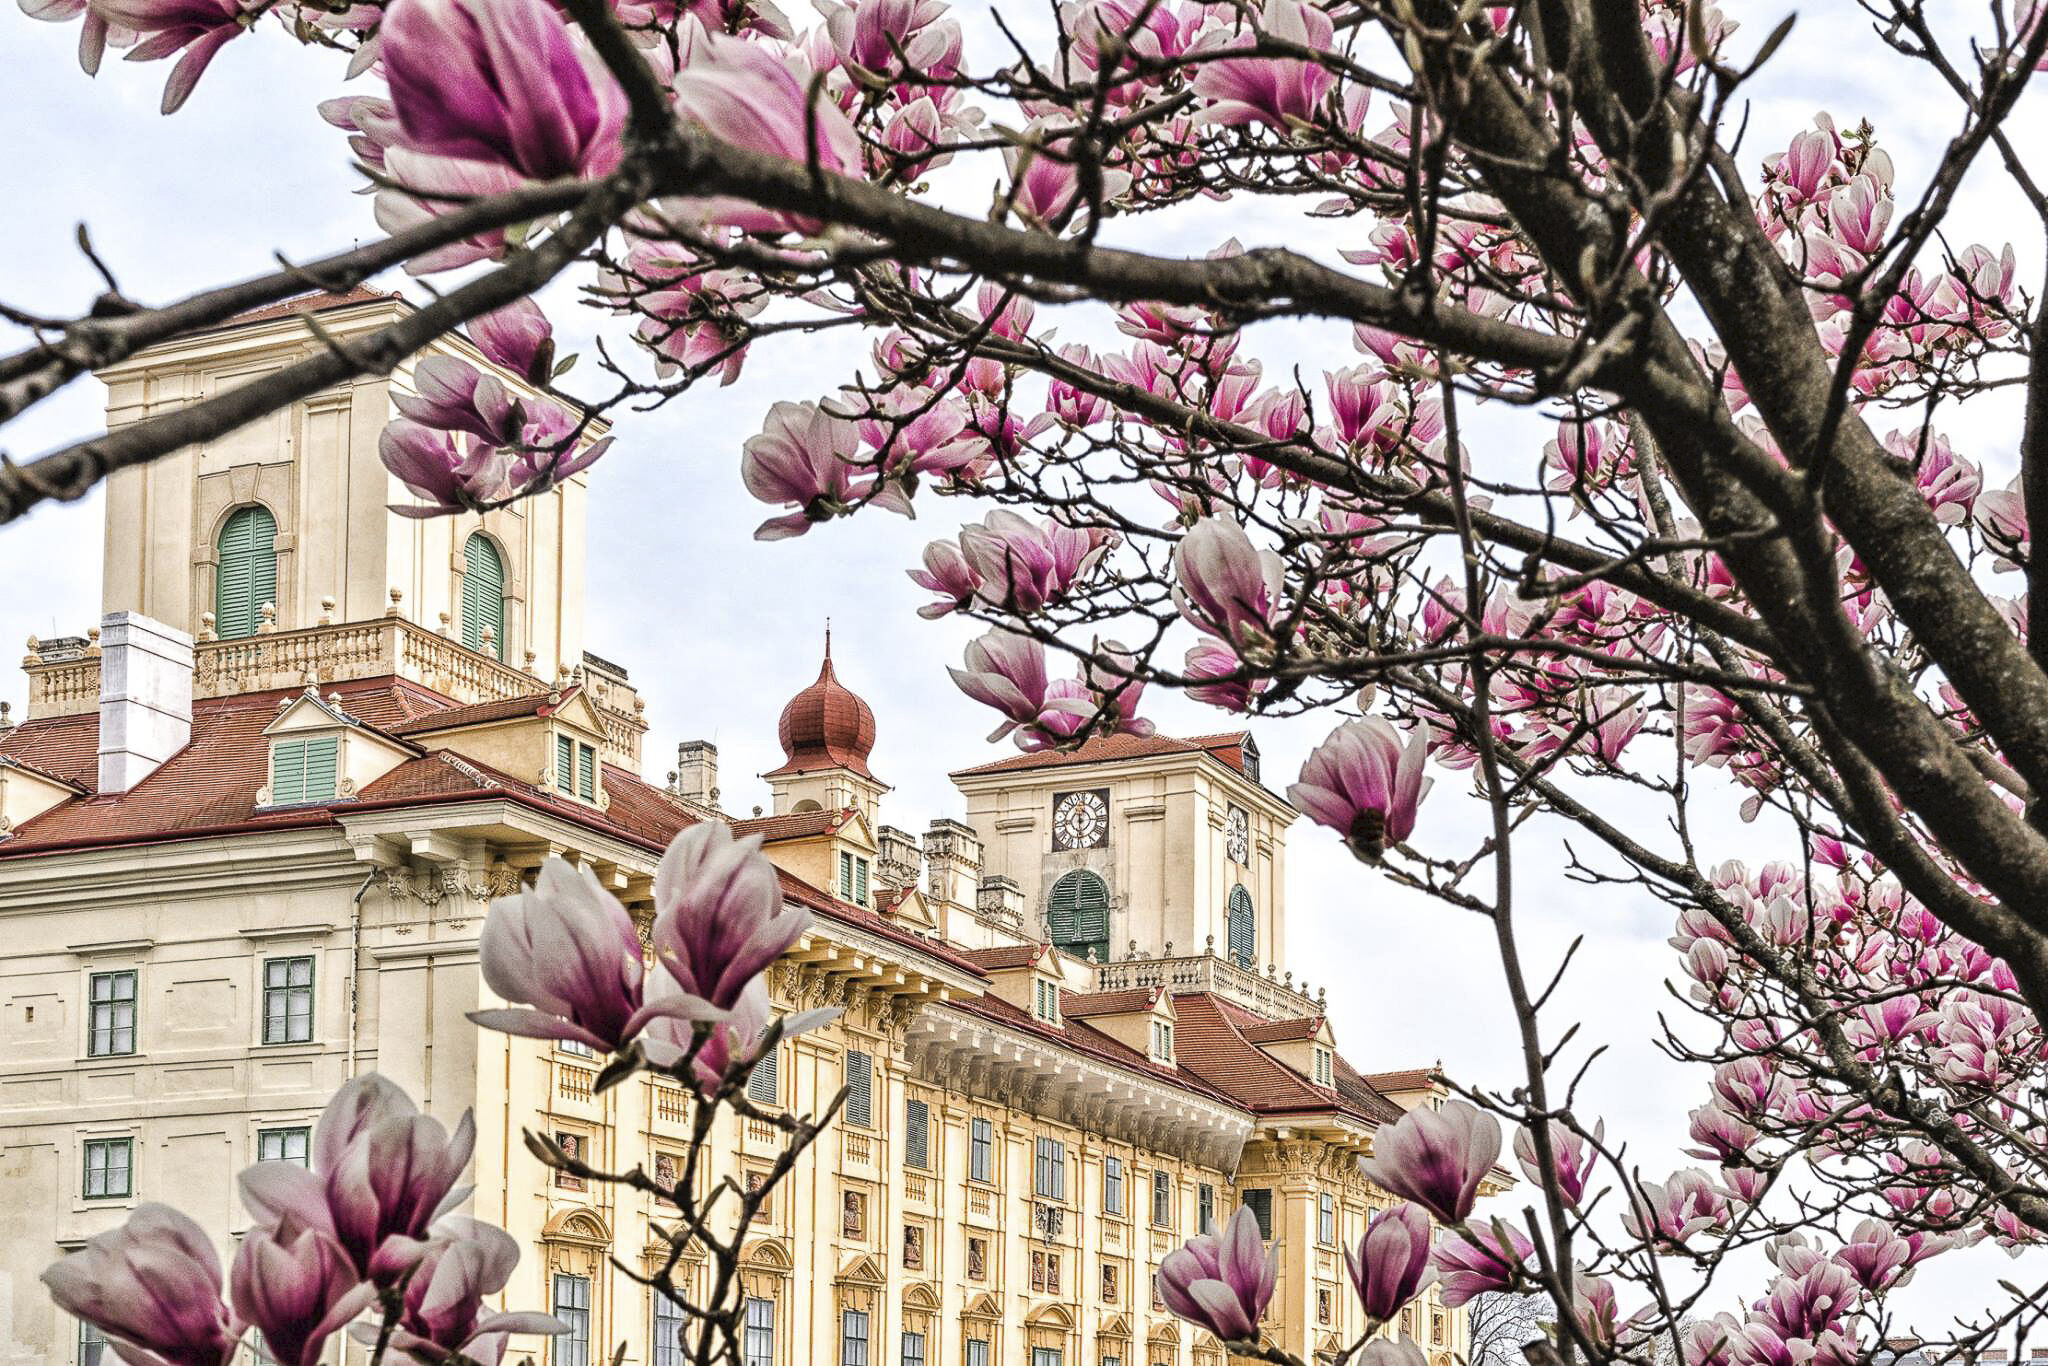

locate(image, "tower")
(763, 631), (890, 826)
(93, 288), (597, 683)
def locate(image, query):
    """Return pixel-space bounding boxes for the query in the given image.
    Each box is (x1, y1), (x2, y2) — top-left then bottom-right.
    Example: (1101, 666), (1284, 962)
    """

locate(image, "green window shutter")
(462, 534), (505, 658)
(303, 736), (339, 801)
(215, 506), (278, 640)
(577, 743), (596, 801)
(845, 1049), (872, 1127)
(854, 858), (869, 906)
(1227, 885), (1255, 969)
(747, 1042), (779, 1104)
(905, 1098), (929, 1168)
(1242, 1188), (1274, 1241)
(1047, 872), (1110, 959)
(271, 739), (306, 805)
(556, 734), (575, 793)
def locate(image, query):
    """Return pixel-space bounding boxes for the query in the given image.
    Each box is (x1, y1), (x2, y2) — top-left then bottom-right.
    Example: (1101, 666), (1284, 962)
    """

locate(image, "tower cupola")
(763, 631), (889, 823)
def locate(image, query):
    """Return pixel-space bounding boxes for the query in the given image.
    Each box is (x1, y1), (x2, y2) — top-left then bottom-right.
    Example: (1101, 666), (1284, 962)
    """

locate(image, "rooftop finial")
(824, 618), (832, 661)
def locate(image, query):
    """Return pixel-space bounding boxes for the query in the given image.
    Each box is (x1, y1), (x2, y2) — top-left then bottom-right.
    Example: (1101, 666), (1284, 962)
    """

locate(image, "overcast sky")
(2, 0), (2043, 1331)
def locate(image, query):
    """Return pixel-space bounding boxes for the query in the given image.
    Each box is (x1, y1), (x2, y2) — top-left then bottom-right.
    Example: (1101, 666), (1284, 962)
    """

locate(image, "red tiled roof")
(1170, 993), (1402, 1123)
(387, 687), (577, 736)
(1238, 1015), (1326, 1043)
(959, 943), (1050, 972)
(730, 807), (856, 842)
(950, 730), (1260, 780)
(766, 646), (878, 781)
(1062, 987), (1162, 1018)
(947, 988), (1236, 1108)
(0, 710), (101, 791)
(219, 286), (403, 330)
(1359, 1066), (1439, 1093)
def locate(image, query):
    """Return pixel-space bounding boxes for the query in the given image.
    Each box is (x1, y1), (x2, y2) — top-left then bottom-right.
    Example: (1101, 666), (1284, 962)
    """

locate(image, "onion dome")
(766, 630), (878, 779)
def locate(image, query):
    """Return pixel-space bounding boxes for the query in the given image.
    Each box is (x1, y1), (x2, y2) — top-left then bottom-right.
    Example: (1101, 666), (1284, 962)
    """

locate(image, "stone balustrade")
(1094, 948), (1323, 1021)
(23, 614), (649, 768)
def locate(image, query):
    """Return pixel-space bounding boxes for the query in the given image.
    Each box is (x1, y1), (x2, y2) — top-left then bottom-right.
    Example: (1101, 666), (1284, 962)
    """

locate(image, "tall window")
(905, 1098), (930, 1169)
(902, 1332), (927, 1366)
(966, 1341), (990, 1366)
(1033, 977), (1060, 1024)
(845, 1050), (873, 1128)
(748, 1039), (780, 1105)
(1151, 1169), (1172, 1227)
(83, 1138), (132, 1199)
(552, 1274), (591, 1366)
(1314, 1047), (1334, 1087)
(257, 1126), (310, 1165)
(1242, 1188), (1274, 1241)
(1198, 1182), (1215, 1233)
(970, 1117), (993, 1183)
(838, 851), (871, 906)
(1104, 1155), (1124, 1215)
(743, 1298), (775, 1366)
(1033, 1350), (1064, 1366)
(270, 736), (339, 805)
(1226, 885), (1255, 970)
(841, 1310), (870, 1366)
(1034, 1137), (1066, 1200)
(654, 1292), (685, 1366)
(262, 956), (314, 1044)
(87, 970), (136, 1056)
(215, 505), (278, 640)
(1319, 1192), (1337, 1245)
(555, 734), (598, 802)
(1151, 1020), (1173, 1060)
(1046, 870), (1111, 963)
(461, 533), (506, 658)
(77, 1318), (107, 1366)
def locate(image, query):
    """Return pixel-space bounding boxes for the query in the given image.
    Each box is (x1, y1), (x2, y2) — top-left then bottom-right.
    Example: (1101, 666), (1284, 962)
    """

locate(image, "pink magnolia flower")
(380, 0), (626, 180)
(1512, 1118), (1601, 1208)
(1977, 473), (2029, 570)
(1185, 639), (1266, 713)
(909, 538), (982, 618)
(677, 977), (839, 1090)
(318, 94), (400, 171)
(1431, 1220), (1533, 1307)
(951, 630), (1063, 745)
(228, 1216), (375, 1366)
(1623, 1168), (1732, 1250)
(961, 510), (1114, 613)
(1344, 1202), (1434, 1320)
(1002, 119), (1134, 231)
(668, 32), (863, 232)
(651, 822), (811, 1015)
(469, 297), (556, 385)
(470, 858), (714, 1053)
(20, 0), (135, 79)
(742, 400), (902, 540)
(1833, 1219), (1913, 1292)
(1288, 718), (1432, 863)
(1360, 1098), (1500, 1224)
(42, 1204), (242, 1366)
(822, 0), (961, 77)
(374, 149), (526, 276)
(1190, 0), (1337, 129)
(374, 1217), (565, 1363)
(239, 1074), (475, 1283)
(1355, 1341), (1430, 1366)
(1173, 518), (1284, 655)
(1084, 640), (1157, 742)
(396, 356), (519, 444)
(1157, 1204), (1278, 1342)
(90, 0), (249, 113)
(948, 630), (1143, 751)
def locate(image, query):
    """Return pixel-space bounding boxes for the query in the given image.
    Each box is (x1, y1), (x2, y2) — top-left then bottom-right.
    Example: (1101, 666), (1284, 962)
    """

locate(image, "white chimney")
(97, 612), (194, 795)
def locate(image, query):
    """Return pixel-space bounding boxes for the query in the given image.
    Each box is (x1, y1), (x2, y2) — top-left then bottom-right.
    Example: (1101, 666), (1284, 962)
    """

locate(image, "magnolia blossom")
(43, 1204), (242, 1366)
(1431, 1220), (1534, 1307)
(228, 1216), (375, 1366)
(908, 538), (981, 618)
(1360, 1098), (1500, 1224)
(1002, 118), (1134, 230)
(1173, 517), (1284, 655)
(238, 1074), (475, 1282)
(1344, 1202), (1434, 1320)
(374, 1217), (565, 1363)
(1288, 718), (1432, 863)
(469, 297), (556, 384)
(1512, 1117), (1601, 1208)
(652, 822), (811, 1016)
(958, 510), (1113, 613)
(380, 0), (626, 180)
(1185, 639), (1267, 713)
(89, 0), (248, 113)
(742, 400), (902, 539)
(1156, 1205), (1278, 1342)
(1190, 0), (1337, 129)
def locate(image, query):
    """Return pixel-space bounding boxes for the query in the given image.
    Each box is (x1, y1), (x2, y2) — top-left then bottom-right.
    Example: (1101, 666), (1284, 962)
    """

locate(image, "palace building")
(0, 292), (1475, 1366)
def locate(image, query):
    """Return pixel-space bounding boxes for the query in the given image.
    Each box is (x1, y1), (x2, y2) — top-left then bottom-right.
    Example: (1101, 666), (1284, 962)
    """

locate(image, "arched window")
(215, 505), (278, 640)
(1046, 870), (1111, 963)
(1226, 885), (1255, 970)
(461, 533), (505, 658)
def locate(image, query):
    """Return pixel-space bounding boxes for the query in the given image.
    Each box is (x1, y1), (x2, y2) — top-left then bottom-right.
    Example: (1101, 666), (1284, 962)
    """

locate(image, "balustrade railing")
(1094, 950), (1321, 1021)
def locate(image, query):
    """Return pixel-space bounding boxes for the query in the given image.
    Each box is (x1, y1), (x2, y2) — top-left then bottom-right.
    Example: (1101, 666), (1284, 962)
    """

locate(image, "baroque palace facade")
(0, 292), (1472, 1366)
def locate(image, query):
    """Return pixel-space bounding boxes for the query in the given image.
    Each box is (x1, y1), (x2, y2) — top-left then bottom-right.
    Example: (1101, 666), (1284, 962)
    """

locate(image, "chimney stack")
(675, 740), (719, 806)
(876, 824), (921, 890)
(923, 818), (983, 908)
(97, 612), (193, 795)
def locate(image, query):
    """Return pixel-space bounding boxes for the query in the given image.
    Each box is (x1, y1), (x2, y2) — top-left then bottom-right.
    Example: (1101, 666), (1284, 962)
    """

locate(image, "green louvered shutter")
(303, 736), (339, 801)
(216, 506), (278, 639)
(1227, 885), (1256, 969)
(556, 734), (575, 793)
(905, 1098), (929, 1169)
(747, 1042), (779, 1104)
(461, 534), (505, 658)
(576, 743), (596, 801)
(271, 740), (306, 805)
(1047, 871), (1110, 961)
(845, 1049), (872, 1127)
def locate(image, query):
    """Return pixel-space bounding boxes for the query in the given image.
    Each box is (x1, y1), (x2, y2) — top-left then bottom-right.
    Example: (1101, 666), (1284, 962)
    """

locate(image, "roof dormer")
(258, 687), (413, 808)
(1063, 985), (1177, 1062)
(1240, 1015), (1339, 1090)
(0, 757), (85, 837)
(963, 942), (1067, 1024)
(392, 684), (609, 810)
(734, 805), (882, 908)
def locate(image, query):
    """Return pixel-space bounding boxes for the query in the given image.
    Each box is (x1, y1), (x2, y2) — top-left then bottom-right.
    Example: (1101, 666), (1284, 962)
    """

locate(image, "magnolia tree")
(10, 0), (2048, 1363)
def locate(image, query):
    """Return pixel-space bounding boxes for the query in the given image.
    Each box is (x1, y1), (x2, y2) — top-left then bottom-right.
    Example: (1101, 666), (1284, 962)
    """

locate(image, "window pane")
(966, 1342), (990, 1366)
(744, 1298), (775, 1366)
(841, 1310), (869, 1366)
(263, 957), (314, 1044)
(89, 972), (137, 1057)
(654, 1291), (686, 1366)
(901, 1333), (925, 1366)
(78, 1318), (107, 1366)
(552, 1275), (591, 1366)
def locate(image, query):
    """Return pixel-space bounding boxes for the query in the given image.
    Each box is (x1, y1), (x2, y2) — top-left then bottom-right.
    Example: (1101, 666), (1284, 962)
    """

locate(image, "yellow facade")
(0, 294), (1471, 1366)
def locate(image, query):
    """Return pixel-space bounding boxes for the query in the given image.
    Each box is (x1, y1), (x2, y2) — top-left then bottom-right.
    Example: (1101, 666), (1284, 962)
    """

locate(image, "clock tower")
(950, 732), (1293, 970)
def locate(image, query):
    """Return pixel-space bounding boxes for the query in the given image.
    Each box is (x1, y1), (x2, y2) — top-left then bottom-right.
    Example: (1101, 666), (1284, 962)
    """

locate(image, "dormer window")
(555, 733), (598, 803)
(1151, 1020), (1174, 1062)
(1034, 977), (1060, 1024)
(270, 736), (338, 805)
(1314, 1046), (1334, 1087)
(838, 851), (871, 906)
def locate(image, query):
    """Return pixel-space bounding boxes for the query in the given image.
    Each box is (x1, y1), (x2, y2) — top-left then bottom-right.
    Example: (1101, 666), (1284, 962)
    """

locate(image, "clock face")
(1225, 806), (1250, 864)
(1052, 789), (1110, 849)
